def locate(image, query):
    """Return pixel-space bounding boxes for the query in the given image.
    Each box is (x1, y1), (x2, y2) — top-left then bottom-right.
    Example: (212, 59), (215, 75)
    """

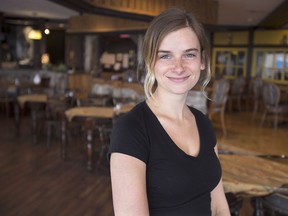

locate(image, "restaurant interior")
(0, 0), (288, 215)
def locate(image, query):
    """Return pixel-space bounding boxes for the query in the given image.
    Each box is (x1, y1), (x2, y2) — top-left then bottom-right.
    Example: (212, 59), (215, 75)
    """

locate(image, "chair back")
(211, 79), (230, 109)
(262, 83), (280, 107)
(225, 192), (243, 216)
(259, 193), (288, 215)
(230, 76), (246, 95)
(46, 97), (68, 120)
(186, 90), (207, 114)
(251, 77), (263, 100)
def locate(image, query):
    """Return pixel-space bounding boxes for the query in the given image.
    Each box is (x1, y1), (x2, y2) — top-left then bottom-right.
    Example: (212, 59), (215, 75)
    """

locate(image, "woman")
(108, 7), (230, 216)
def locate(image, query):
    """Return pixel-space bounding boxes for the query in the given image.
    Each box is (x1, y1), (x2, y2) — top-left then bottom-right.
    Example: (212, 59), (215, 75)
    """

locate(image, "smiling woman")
(153, 27), (203, 95)
(109, 7), (231, 216)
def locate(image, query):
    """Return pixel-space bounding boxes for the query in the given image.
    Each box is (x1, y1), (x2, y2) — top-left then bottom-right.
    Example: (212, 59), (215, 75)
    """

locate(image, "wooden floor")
(0, 108), (287, 216)
(0, 114), (114, 216)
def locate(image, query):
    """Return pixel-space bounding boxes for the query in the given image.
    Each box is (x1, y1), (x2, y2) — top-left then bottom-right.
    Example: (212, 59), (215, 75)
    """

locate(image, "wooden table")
(220, 154), (288, 196)
(17, 94), (48, 108)
(16, 94), (48, 143)
(63, 104), (135, 171)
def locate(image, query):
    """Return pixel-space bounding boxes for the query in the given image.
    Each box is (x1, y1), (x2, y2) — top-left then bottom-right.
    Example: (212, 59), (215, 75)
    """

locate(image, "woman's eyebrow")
(157, 48), (199, 54)
(157, 50), (171, 54)
(185, 48), (199, 52)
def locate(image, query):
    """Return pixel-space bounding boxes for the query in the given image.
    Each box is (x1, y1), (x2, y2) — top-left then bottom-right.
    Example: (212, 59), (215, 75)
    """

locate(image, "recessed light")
(44, 29), (50, 35)
(247, 18), (253, 22)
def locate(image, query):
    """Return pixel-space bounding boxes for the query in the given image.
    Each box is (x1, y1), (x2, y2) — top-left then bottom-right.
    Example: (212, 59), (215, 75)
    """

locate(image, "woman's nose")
(173, 58), (184, 73)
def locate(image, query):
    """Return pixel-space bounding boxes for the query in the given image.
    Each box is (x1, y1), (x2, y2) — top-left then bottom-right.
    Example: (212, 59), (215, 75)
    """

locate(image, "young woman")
(108, 7), (230, 216)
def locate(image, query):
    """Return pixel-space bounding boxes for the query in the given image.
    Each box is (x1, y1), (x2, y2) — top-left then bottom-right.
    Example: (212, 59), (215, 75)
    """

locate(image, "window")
(212, 48), (247, 79)
(252, 48), (288, 83)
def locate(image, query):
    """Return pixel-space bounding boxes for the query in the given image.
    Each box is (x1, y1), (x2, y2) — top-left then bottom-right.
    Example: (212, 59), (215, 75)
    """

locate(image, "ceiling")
(1, 0), (288, 29)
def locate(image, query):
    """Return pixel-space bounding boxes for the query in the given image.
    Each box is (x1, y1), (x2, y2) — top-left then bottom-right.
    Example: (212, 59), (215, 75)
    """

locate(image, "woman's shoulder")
(188, 106), (207, 119)
(109, 101), (150, 163)
(114, 101), (147, 129)
(188, 105), (214, 130)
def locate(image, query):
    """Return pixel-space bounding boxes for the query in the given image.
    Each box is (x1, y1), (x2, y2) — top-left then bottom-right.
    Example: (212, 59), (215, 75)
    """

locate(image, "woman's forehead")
(158, 27), (200, 50)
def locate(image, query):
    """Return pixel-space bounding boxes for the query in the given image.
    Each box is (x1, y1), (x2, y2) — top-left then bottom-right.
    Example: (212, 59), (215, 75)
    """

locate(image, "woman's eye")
(185, 53), (196, 58)
(159, 54), (170, 60)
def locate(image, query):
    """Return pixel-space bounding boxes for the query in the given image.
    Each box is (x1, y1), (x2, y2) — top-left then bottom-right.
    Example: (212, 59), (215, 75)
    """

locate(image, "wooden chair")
(252, 192), (288, 216)
(250, 77), (264, 120)
(260, 83), (288, 129)
(0, 86), (13, 118)
(45, 90), (78, 147)
(96, 122), (112, 169)
(225, 192), (243, 216)
(26, 101), (47, 144)
(208, 79), (230, 136)
(228, 76), (246, 112)
(45, 97), (68, 147)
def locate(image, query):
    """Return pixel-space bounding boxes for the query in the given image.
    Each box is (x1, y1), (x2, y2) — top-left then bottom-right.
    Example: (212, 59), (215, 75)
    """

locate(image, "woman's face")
(154, 27), (204, 96)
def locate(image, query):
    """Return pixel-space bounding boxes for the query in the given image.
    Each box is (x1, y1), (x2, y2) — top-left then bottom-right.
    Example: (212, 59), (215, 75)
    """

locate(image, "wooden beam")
(67, 0), (218, 33)
(67, 14), (149, 33)
(84, 0), (218, 25)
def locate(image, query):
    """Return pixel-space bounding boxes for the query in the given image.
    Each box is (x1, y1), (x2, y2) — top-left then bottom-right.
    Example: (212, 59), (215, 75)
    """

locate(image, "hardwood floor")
(0, 115), (113, 216)
(216, 111), (288, 157)
(0, 109), (287, 216)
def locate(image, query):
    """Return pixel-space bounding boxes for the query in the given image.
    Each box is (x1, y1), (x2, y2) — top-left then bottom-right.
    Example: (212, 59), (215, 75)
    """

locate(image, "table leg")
(251, 197), (264, 216)
(87, 128), (93, 171)
(14, 101), (20, 137)
(85, 119), (95, 171)
(61, 119), (67, 160)
(31, 109), (37, 144)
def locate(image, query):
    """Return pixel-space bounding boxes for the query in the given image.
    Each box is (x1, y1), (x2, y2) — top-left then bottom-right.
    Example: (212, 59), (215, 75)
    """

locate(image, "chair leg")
(273, 113), (278, 129)
(5, 99), (10, 118)
(47, 122), (52, 147)
(260, 110), (267, 127)
(208, 112), (213, 120)
(237, 97), (241, 112)
(220, 110), (227, 136)
(252, 101), (258, 121)
(97, 126), (105, 168)
(229, 98), (232, 112)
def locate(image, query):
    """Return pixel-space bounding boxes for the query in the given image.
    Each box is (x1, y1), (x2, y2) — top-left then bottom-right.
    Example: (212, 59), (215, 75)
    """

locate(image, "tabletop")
(65, 103), (135, 122)
(220, 154), (288, 196)
(17, 94), (48, 108)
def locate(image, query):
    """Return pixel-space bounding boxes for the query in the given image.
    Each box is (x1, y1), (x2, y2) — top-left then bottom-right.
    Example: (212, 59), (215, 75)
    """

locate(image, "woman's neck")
(147, 89), (189, 121)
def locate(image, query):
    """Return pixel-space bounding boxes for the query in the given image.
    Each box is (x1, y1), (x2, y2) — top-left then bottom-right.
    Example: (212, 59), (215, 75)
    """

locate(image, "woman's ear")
(201, 51), (206, 70)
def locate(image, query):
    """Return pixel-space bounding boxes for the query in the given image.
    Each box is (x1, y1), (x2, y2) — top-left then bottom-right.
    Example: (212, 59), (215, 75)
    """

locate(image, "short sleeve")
(108, 112), (150, 164)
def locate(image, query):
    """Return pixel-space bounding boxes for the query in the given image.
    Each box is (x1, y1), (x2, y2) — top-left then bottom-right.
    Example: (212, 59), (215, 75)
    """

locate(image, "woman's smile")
(166, 75), (191, 83)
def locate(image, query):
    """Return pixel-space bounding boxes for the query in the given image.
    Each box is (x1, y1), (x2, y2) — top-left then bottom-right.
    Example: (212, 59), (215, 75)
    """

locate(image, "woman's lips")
(167, 76), (190, 83)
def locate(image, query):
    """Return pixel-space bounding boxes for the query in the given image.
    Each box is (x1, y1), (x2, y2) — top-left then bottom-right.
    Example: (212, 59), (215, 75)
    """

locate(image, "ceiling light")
(44, 28), (50, 35)
(41, 53), (50, 64)
(28, 30), (42, 40)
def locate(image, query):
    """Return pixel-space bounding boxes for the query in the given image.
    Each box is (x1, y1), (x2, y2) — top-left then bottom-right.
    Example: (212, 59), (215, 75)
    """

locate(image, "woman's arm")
(110, 152), (149, 216)
(211, 145), (231, 216)
(211, 178), (231, 216)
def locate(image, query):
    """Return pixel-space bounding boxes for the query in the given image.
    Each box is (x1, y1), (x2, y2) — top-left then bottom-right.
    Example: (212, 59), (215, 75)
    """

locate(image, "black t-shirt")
(108, 101), (221, 216)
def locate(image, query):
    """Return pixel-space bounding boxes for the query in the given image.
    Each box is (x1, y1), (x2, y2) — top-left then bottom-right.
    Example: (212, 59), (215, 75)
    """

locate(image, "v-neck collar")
(143, 101), (202, 159)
